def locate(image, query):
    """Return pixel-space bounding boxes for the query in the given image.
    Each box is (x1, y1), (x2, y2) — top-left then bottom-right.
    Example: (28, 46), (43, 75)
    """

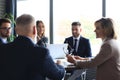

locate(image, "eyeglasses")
(0, 27), (11, 30)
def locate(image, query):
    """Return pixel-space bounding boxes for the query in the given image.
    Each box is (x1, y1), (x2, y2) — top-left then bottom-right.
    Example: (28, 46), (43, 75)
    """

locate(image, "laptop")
(46, 43), (68, 59)
(46, 43), (74, 67)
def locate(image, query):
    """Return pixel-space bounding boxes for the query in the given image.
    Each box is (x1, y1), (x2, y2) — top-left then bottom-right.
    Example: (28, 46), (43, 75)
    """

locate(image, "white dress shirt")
(1, 37), (8, 43)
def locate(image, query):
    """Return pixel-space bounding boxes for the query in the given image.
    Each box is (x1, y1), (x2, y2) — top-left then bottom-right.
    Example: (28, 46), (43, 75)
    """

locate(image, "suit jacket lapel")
(71, 37), (74, 48)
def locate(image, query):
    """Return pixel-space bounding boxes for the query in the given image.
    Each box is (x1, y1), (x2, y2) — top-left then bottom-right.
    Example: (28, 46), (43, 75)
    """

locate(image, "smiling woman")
(94, 21), (106, 39)
(94, 18), (117, 40)
(67, 18), (120, 80)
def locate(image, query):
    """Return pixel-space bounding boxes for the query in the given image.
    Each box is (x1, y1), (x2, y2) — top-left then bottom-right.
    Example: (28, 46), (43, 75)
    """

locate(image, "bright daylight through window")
(17, 0), (120, 56)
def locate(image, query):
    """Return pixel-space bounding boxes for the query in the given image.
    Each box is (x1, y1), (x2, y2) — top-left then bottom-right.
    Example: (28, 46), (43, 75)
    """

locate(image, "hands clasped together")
(66, 54), (90, 64)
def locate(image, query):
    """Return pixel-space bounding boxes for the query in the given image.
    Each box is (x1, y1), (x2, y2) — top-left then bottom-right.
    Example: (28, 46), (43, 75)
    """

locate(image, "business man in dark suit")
(64, 21), (92, 80)
(0, 18), (11, 45)
(0, 14), (65, 80)
(64, 21), (92, 57)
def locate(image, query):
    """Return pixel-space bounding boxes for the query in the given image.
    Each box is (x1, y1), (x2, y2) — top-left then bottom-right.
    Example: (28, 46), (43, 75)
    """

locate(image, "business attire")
(0, 38), (3, 44)
(0, 36), (65, 80)
(37, 36), (48, 47)
(64, 36), (92, 80)
(0, 37), (8, 45)
(64, 36), (92, 57)
(76, 38), (120, 80)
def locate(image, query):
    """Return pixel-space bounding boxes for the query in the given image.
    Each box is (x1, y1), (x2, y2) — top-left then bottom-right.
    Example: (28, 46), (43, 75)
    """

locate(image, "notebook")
(46, 43), (68, 59)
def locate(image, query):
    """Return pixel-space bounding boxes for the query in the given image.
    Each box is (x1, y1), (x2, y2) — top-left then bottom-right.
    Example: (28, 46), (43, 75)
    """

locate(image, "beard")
(72, 33), (80, 38)
(0, 33), (10, 38)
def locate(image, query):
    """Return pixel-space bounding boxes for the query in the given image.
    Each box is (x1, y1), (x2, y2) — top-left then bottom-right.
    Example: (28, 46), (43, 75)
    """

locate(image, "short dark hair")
(0, 18), (11, 27)
(71, 21), (81, 26)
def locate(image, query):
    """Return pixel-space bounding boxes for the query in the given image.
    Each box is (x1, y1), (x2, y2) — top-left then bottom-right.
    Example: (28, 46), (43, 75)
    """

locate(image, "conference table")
(65, 64), (77, 71)
(55, 59), (84, 80)
(56, 59), (87, 80)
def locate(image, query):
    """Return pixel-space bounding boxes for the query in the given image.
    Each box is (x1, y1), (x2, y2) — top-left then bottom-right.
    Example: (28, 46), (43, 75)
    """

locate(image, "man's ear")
(80, 27), (82, 32)
(33, 26), (37, 36)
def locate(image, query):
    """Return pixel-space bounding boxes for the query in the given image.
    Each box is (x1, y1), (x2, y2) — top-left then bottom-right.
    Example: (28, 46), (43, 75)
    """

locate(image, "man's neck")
(27, 36), (37, 44)
(73, 35), (80, 40)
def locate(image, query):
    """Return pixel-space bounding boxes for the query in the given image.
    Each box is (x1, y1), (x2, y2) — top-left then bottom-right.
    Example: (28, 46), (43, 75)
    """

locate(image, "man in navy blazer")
(64, 21), (92, 57)
(64, 36), (91, 57)
(0, 14), (65, 80)
(64, 22), (92, 80)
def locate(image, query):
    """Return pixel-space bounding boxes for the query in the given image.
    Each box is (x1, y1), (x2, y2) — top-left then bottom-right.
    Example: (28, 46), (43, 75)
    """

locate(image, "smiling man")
(64, 21), (92, 80)
(0, 18), (11, 44)
(64, 21), (92, 57)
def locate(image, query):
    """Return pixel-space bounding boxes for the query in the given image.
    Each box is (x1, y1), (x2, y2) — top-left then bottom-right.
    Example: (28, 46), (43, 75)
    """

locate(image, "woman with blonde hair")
(67, 18), (120, 80)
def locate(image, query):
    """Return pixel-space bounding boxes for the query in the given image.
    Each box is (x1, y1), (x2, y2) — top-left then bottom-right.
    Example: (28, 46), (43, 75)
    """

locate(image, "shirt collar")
(27, 37), (37, 44)
(102, 37), (108, 43)
(0, 37), (7, 43)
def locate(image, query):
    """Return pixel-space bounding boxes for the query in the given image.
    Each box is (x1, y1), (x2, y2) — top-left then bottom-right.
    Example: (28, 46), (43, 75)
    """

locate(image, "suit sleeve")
(85, 39), (92, 57)
(64, 38), (67, 43)
(42, 49), (65, 80)
(76, 43), (112, 68)
(0, 38), (3, 45)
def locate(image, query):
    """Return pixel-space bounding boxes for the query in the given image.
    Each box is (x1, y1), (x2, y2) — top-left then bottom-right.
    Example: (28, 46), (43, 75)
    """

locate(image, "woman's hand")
(74, 56), (87, 60)
(74, 56), (82, 59)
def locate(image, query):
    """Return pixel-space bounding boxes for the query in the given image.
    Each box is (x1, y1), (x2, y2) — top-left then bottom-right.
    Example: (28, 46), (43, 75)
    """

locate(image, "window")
(17, 0), (50, 42)
(53, 0), (102, 56)
(106, 0), (120, 40)
(17, 0), (103, 56)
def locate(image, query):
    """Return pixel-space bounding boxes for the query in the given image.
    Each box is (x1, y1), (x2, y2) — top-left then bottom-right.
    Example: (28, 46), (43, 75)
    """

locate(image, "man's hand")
(66, 54), (76, 64)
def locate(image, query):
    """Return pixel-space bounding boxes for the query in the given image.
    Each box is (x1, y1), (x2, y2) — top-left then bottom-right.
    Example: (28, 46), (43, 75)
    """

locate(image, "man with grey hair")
(0, 14), (65, 80)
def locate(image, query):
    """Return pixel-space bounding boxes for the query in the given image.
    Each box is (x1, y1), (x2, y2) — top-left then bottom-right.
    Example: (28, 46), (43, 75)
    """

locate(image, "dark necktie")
(73, 39), (77, 54)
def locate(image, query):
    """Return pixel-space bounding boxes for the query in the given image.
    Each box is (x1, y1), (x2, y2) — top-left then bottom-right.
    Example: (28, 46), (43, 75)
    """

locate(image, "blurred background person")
(0, 18), (11, 44)
(67, 18), (120, 80)
(64, 21), (92, 80)
(36, 20), (48, 47)
(64, 21), (92, 57)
